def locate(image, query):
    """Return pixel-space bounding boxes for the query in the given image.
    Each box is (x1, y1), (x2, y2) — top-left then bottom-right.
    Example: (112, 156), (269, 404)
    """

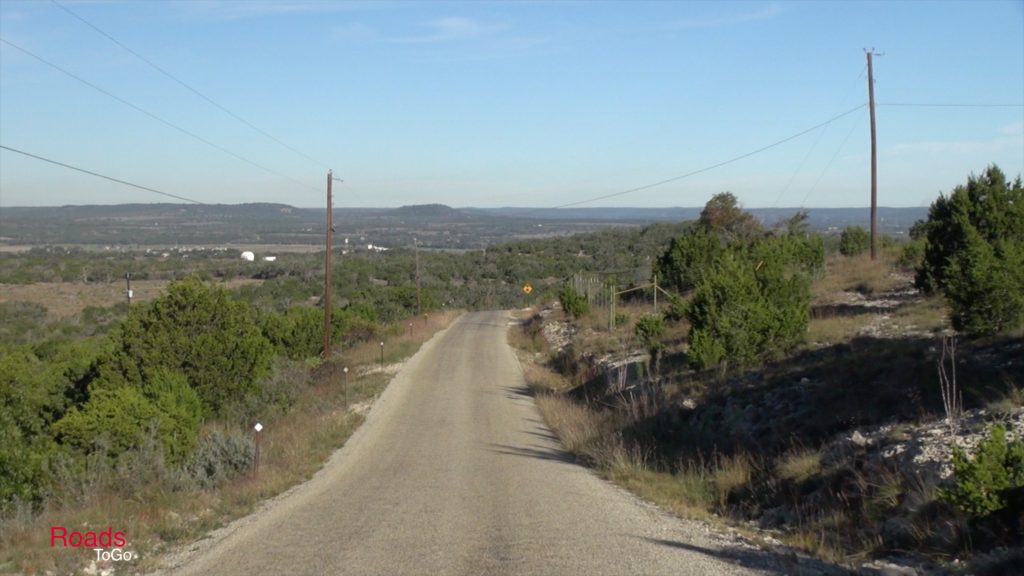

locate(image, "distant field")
(0, 243), (323, 254)
(0, 278), (262, 318)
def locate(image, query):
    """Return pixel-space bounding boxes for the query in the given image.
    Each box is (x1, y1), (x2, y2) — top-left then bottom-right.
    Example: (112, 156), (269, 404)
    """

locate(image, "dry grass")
(813, 254), (906, 302)
(533, 393), (614, 456)
(776, 448), (822, 483)
(0, 278), (261, 318)
(890, 295), (949, 334)
(521, 363), (571, 393)
(806, 314), (871, 346)
(713, 453), (754, 509)
(335, 310), (460, 368)
(609, 465), (715, 520)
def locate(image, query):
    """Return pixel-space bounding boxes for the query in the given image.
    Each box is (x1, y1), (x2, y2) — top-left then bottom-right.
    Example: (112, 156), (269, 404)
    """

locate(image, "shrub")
(260, 306), (322, 360)
(188, 430), (255, 489)
(944, 229), (1024, 335)
(940, 424), (1024, 517)
(916, 166), (1024, 293)
(698, 192), (761, 242)
(839, 226), (870, 256)
(558, 286), (589, 320)
(898, 238), (926, 271)
(99, 277), (274, 416)
(912, 166), (1024, 335)
(634, 315), (666, 349)
(54, 369), (201, 465)
(686, 246), (811, 371)
(654, 228), (724, 293)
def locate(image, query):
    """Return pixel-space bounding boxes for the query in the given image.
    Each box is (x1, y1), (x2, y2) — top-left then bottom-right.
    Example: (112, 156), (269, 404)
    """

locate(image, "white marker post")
(253, 422), (263, 479)
(343, 367), (349, 406)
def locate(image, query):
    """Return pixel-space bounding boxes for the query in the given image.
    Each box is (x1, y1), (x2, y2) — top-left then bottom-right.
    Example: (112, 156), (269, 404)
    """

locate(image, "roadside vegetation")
(0, 268), (458, 574)
(512, 166), (1024, 573)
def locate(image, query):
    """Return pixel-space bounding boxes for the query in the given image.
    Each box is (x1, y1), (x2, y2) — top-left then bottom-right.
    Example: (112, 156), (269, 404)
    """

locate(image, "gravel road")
(161, 311), (785, 576)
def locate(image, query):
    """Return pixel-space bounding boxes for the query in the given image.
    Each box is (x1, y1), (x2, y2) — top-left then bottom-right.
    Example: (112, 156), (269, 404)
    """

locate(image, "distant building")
(241, 251), (255, 262)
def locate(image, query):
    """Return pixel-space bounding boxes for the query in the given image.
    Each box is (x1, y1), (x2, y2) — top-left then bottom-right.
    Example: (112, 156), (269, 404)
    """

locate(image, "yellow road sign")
(522, 284), (533, 294)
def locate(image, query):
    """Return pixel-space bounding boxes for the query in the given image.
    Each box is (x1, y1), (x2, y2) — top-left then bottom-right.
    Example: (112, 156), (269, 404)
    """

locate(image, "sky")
(0, 0), (1022, 209)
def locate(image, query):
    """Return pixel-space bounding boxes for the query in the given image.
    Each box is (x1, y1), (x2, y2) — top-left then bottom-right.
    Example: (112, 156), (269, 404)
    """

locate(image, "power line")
(0, 37), (320, 194)
(878, 103), (1024, 108)
(547, 103), (868, 210)
(1, 144), (205, 204)
(800, 107), (865, 208)
(50, 0), (329, 170)
(771, 65), (870, 208)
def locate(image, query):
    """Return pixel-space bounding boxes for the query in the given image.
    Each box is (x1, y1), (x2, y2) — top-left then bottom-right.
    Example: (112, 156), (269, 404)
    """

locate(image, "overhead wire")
(49, 0), (330, 170)
(543, 103), (867, 210)
(877, 102), (1023, 108)
(800, 107), (865, 208)
(770, 64), (868, 208)
(0, 37), (321, 194)
(1, 144), (206, 204)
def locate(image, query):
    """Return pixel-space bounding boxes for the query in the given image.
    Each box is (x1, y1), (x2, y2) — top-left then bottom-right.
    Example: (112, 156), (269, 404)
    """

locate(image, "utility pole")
(414, 237), (421, 315)
(323, 170), (334, 358)
(866, 49), (879, 261)
(125, 272), (132, 308)
(653, 274), (658, 313)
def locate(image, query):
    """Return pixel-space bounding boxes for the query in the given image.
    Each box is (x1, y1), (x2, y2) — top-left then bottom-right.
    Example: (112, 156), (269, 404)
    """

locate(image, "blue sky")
(1, 0), (1022, 209)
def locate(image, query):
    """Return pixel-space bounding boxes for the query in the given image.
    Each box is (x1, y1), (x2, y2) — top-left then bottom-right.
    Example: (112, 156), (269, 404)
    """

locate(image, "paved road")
(166, 311), (778, 576)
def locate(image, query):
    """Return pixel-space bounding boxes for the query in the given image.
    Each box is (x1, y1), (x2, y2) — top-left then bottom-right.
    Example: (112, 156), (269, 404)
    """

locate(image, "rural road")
(163, 311), (783, 576)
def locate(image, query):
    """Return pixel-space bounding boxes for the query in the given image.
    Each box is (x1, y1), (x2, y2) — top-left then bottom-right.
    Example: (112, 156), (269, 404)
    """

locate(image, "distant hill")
(471, 207), (929, 234)
(0, 203), (928, 247)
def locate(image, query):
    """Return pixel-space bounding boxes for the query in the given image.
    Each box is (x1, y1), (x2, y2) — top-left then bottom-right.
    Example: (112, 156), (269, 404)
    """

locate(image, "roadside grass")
(776, 447), (822, 483)
(813, 254), (906, 302)
(0, 278), (261, 319)
(532, 393), (615, 457)
(0, 311), (459, 575)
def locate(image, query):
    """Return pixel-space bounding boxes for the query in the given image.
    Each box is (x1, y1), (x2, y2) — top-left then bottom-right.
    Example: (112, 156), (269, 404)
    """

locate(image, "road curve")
(164, 311), (776, 576)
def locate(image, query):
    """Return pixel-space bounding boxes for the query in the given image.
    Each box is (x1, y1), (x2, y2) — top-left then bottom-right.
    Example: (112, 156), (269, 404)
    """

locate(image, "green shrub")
(940, 424), (1024, 517)
(634, 315), (666, 350)
(916, 166), (1024, 293)
(260, 306), (323, 360)
(912, 166), (1024, 335)
(898, 238), (926, 271)
(100, 277), (274, 416)
(686, 243), (811, 371)
(654, 228), (724, 293)
(54, 370), (201, 465)
(0, 410), (61, 507)
(839, 226), (870, 256)
(559, 286), (589, 320)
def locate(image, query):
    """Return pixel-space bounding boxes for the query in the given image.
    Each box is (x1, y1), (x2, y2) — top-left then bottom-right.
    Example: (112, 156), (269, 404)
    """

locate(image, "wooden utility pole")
(414, 238), (421, 315)
(125, 272), (132, 308)
(867, 49), (879, 261)
(323, 170), (334, 358)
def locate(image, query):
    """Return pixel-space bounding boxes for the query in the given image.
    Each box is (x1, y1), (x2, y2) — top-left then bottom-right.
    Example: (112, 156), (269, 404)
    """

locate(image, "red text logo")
(50, 526), (127, 548)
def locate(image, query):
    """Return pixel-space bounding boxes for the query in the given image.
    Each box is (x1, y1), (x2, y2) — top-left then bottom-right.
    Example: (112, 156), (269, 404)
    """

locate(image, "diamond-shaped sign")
(254, 422), (263, 432)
